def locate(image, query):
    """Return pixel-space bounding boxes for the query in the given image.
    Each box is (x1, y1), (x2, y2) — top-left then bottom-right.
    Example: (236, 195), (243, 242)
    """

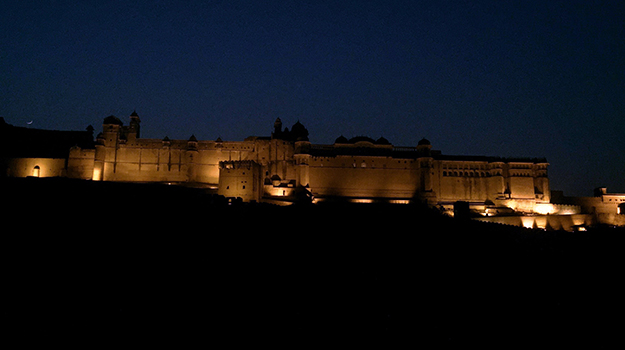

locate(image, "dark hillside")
(2, 178), (624, 345)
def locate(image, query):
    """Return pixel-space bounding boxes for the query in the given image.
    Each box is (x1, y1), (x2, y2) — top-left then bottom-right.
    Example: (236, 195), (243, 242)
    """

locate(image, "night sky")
(1, 0), (623, 196)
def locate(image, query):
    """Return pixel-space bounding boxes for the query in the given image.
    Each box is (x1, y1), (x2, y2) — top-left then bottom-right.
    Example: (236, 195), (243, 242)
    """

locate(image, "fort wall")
(218, 160), (261, 202)
(306, 155), (420, 200)
(2, 114), (567, 219)
(3, 157), (67, 178)
(560, 189), (625, 226)
(67, 147), (95, 180)
(475, 214), (592, 231)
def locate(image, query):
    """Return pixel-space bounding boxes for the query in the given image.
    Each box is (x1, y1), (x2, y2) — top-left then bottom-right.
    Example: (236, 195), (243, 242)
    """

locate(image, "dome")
(418, 138), (431, 146)
(348, 136), (376, 144)
(103, 115), (123, 126)
(334, 135), (348, 144)
(290, 120), (309, 141)
(376, 136), (390, 145)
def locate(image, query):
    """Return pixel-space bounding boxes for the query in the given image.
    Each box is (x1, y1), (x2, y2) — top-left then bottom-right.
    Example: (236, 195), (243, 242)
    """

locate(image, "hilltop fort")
(1, 112), (623, 228)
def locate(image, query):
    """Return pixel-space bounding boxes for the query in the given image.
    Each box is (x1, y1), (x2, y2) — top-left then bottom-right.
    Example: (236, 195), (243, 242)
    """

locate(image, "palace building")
(1, 112), (554, 215)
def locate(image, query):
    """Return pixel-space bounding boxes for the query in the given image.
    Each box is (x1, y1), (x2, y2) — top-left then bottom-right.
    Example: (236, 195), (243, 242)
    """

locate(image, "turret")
(187, 134), (198, 151)
(102, 115), (123, 146)
(417, 138), (432, 157)
(129, 110), (141, 138)
(273, 118), (283, 138)
(488, 161), (506, 200)
(186, 135), (199, 182)
(415, 138), (436, 203)
(272, 119), (310, 141)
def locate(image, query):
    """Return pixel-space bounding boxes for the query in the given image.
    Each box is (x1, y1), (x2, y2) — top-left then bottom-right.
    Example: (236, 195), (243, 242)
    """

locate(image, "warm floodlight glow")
(92, 168), (102, 181)
(521, 217), (535, 229)
(534, 203), (556, 215)
(32, 165), (40, 177)
(534, 216), (547, 229)
(389, 199), (410, 204)
(559, 208), (578, 215)
(572, 216), (586, 226)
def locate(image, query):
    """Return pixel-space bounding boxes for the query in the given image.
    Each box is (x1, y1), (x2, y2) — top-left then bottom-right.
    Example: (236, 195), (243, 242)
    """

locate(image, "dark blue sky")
(1, 0), (623, 195)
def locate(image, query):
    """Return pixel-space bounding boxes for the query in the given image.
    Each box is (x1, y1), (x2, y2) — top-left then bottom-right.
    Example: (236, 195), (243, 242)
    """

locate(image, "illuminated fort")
(2, 112), (624, 227)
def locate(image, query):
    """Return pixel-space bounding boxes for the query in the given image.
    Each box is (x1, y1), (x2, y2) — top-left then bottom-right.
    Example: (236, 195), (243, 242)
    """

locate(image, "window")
(32, 165), (40, 177)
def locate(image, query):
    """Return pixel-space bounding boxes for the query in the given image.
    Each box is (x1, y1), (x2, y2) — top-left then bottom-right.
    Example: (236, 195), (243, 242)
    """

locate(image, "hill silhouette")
(2, 178), (624, 346)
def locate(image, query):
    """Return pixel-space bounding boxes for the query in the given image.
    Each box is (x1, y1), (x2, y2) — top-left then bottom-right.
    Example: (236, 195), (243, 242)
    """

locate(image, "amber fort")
(1, 112), (623, 228)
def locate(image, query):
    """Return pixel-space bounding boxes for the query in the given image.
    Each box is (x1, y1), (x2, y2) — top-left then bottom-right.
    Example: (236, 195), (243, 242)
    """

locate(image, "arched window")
(32, 165), (40, 177)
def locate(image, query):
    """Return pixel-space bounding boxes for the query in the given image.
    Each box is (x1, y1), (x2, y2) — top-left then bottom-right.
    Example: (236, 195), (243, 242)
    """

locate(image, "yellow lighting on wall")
(521, 217), (535, 229)
(534, 216), (547, 229)
(534, 203), (556, 215)
(572, 216), (586, 226)
(92, 168), (102, 181)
